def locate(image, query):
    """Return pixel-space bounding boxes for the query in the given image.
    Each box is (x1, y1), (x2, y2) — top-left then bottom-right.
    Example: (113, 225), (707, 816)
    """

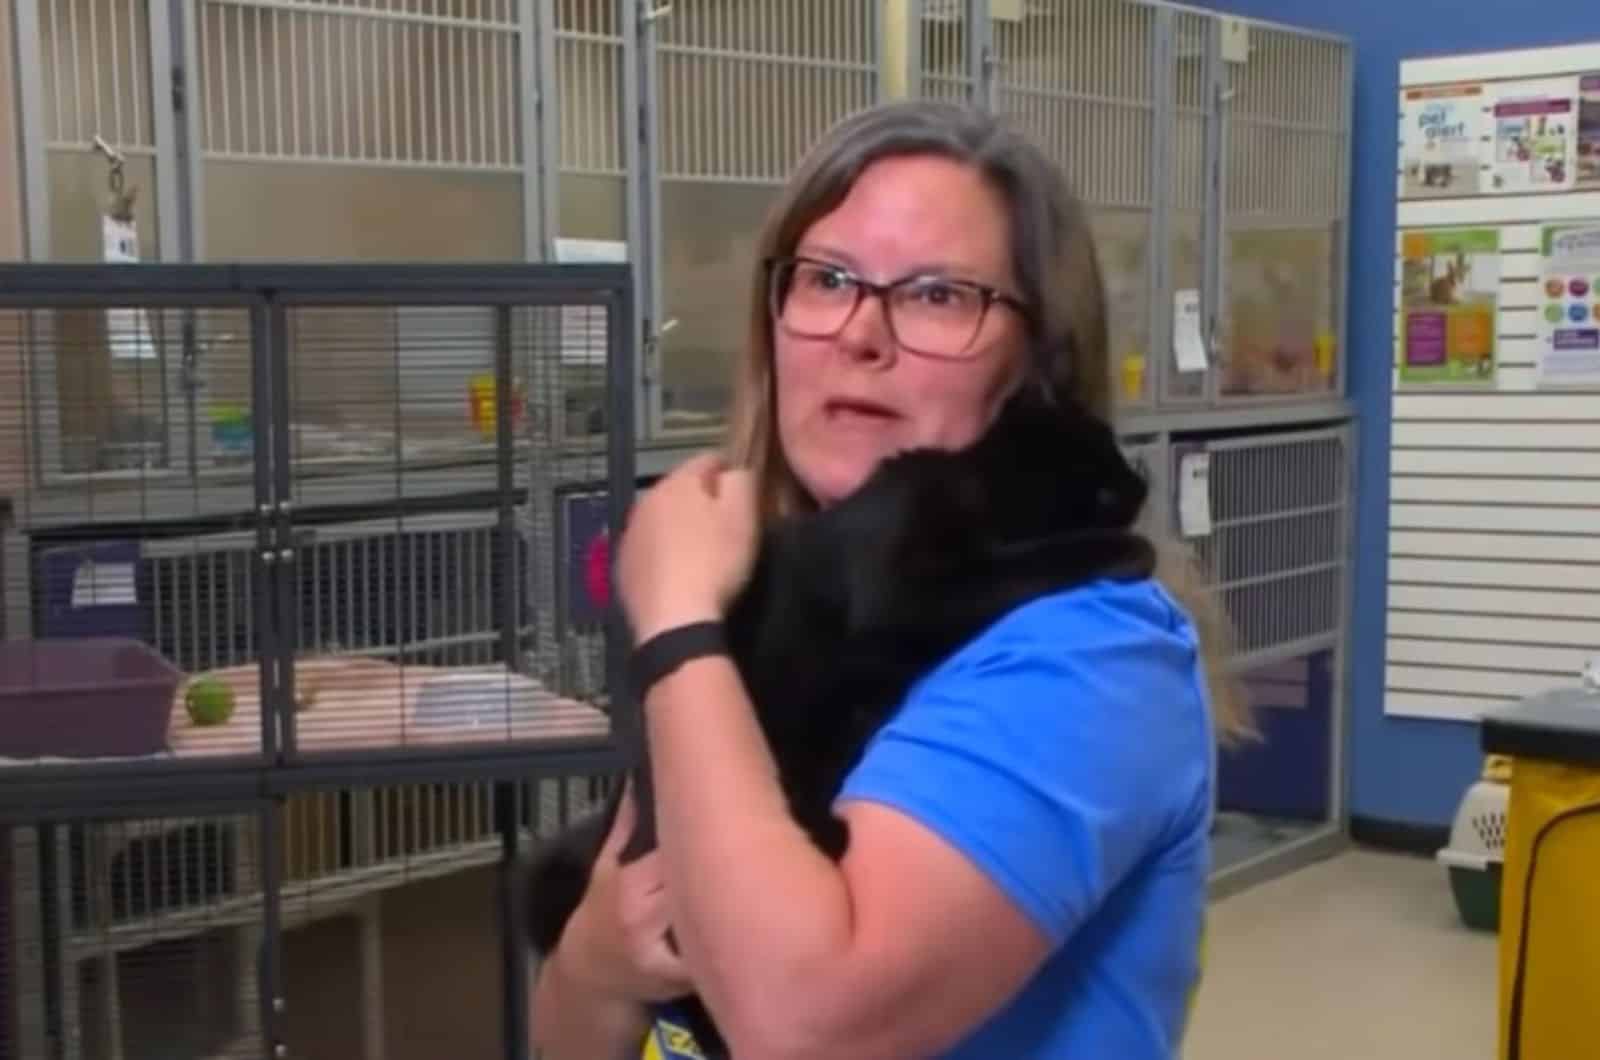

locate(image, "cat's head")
(953, 387), (1149, 540)
(809, 444), (989, 632)
(822, 389), (1145, 630)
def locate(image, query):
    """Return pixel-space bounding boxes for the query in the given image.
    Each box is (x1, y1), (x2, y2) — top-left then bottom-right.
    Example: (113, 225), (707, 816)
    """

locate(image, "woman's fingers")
(614, 876), (690, 998)
(616, 855), (690, 995)
(618, 859), (671, 934)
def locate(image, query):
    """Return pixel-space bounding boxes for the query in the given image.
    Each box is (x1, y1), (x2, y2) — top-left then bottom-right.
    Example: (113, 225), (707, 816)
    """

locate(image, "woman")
(532, 99), (1248, 1059)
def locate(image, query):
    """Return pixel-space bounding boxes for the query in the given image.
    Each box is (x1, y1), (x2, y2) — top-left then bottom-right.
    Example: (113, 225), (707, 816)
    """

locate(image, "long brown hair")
(723, 99), (1252, 744)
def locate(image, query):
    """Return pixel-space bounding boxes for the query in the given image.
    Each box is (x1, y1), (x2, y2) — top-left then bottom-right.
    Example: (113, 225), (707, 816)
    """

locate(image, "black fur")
(521, 389), (1156, 1055)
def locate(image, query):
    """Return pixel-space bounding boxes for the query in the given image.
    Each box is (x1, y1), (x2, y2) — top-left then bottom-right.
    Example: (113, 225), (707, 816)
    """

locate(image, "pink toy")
(584, 530), (611, 611)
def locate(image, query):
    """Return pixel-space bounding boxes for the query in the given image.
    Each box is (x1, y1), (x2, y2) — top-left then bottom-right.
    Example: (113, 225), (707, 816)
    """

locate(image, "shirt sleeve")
(834, 583), (1213, 946)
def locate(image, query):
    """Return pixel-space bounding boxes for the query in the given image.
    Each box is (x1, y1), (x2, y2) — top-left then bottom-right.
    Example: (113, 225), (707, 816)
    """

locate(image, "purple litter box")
(0, 638), (181, 758)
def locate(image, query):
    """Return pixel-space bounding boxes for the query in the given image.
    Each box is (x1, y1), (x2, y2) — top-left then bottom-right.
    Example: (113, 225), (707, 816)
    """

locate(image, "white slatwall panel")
(1385, 44), (1600, 722)
(1390, 502), (1600, 534)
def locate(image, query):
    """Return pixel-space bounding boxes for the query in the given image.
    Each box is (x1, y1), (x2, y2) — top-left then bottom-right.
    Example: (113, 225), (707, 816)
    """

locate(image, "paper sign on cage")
(1177, 451), (1212, 539)
(102, 215), (157, 361)
(1173, 289), (1209, 374)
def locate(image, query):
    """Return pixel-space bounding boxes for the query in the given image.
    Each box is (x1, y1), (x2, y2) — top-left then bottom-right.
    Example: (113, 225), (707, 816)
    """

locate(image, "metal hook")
(91, 134), (126, 185)
(91, 132), (130, 204)
(91, 134), (126, 168)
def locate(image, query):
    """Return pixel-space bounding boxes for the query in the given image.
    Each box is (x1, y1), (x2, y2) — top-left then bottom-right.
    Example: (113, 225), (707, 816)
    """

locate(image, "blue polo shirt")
(836, 576), (1214, 1058)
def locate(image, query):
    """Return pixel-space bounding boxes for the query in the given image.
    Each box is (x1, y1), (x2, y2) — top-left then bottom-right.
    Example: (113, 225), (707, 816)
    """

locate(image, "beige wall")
(284, 915), (370, 1058)
(278, 865), (504, 1059)
(380, 865), (503, 1060)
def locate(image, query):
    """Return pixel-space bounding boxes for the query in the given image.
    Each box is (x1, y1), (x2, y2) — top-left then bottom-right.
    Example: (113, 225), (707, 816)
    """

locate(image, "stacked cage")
(0, 264), (635, 1060)
(913, 0), (1356, 883)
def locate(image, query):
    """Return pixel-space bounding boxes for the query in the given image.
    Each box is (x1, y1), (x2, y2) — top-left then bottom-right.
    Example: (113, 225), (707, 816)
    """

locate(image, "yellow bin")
(1481, 685), (1600, 1060)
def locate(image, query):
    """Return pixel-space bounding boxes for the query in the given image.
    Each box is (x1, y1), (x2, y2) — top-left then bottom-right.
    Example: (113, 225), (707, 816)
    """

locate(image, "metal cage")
(1175, 423), (1354, 666)
(1163, 419), (1356, 887)
(0, 262), (636, 775)
(908, 0), (1354, 425)
(2, 772), (613, 1060)
(11, 0), (1351, 446)
(2, 0), (1362, 1049)
(0, 263), (636, 1060)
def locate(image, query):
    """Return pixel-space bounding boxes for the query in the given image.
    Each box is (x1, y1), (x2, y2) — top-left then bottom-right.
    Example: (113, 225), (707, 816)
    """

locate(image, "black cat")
(522, 387), (1157, 1056)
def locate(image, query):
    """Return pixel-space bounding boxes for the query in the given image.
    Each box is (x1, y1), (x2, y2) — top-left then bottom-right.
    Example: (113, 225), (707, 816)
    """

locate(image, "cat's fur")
(521, 388), (1157, 1055)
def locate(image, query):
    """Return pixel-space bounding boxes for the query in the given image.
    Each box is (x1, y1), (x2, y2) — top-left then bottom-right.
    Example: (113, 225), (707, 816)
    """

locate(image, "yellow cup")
(1122, 352), (1146, 401)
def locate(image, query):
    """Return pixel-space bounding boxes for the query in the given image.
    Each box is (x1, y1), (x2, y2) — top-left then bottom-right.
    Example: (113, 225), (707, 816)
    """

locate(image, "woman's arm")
(529, 945), (650, 1060)
(645, 655), (1052, 1060)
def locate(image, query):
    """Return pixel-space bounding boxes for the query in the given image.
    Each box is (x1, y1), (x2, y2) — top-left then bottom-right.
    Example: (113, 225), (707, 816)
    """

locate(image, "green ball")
(185, 677), (236, 727)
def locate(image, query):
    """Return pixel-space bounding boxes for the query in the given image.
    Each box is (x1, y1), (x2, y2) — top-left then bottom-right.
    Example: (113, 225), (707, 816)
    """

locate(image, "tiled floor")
(1185, 848), (1498, 1060)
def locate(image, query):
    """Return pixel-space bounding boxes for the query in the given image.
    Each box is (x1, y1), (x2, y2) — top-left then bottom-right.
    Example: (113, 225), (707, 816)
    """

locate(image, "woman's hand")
(558, 784), (693, 1004)
(616, 453), (760, 644)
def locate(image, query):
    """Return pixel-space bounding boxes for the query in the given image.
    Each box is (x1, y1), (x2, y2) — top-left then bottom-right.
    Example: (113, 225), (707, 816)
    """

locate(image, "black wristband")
(630, 621), (728, 702)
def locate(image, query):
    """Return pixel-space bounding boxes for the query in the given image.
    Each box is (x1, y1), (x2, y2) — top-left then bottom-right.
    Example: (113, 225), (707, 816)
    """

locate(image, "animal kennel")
(0, 263), (637, 1059)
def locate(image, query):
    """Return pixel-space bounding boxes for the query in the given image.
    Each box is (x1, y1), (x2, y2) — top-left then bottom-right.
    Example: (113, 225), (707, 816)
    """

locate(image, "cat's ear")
(1097, 461), (1149, 529)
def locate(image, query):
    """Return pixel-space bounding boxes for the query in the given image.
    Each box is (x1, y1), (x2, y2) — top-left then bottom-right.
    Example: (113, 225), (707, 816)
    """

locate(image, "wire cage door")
(233, 267), (636, 775)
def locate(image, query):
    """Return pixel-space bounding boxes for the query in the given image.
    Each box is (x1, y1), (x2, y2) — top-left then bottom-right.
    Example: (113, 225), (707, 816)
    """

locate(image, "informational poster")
(1401, 83), (1485, 198)
(1536, 221), (1600, 387)
(1397, 227), (1500, 386)
(1579, 74), (1600, 187)
(1490, 93), (1577, 193)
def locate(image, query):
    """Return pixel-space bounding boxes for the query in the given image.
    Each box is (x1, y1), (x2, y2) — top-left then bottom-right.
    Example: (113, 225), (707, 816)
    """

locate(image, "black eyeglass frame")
(764, 254), (1034, 360)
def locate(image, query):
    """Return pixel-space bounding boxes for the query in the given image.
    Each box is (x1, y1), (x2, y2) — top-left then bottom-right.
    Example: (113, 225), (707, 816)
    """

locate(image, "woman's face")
(772, 154), (1030, 508)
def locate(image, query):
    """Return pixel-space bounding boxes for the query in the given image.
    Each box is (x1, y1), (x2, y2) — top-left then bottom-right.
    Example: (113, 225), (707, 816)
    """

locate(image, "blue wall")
(1197, 1), (1600, 827)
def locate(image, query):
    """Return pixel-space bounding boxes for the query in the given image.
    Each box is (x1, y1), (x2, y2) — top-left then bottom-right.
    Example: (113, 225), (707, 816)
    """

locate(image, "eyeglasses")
(766, 255), (1030, 361)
